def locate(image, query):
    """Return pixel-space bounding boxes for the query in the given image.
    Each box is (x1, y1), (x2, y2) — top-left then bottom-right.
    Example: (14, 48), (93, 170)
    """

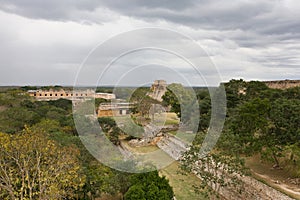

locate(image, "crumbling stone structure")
(28, 89), (115, 101)
(263, 79), (300, 89)
(148, 80), (167, 102)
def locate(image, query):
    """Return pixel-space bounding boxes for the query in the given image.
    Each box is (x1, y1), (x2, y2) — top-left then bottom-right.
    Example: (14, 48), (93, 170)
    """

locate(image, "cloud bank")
(0, 0), (299, 85)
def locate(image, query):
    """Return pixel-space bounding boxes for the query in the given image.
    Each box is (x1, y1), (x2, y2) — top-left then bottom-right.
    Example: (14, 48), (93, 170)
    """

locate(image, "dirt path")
(253, 172), (300, 199)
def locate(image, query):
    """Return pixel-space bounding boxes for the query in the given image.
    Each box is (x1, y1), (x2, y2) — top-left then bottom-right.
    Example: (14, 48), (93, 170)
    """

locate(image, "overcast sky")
(0, 0), (299, 86)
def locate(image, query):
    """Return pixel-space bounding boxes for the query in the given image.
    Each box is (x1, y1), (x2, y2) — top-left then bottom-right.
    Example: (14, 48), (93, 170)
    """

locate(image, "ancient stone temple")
(148, 80), (167, 102)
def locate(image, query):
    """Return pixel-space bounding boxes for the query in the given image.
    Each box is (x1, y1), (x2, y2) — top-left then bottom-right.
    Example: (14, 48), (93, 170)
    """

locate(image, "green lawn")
(152, 112), (179, 126)
(121, 140), (159, 153)
(160, 162), (205, 200)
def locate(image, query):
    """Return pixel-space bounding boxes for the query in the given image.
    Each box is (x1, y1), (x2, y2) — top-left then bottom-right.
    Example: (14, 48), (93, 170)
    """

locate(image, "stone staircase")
(157, 134), (189, 160)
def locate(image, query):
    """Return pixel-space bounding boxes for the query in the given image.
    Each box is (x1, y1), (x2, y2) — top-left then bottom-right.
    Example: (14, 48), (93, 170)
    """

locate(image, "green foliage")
(96, 87), (113, 93)
(284, 144), (300, 176)
(227, 96), (300, 167)
(181, 150), (246, 198)
(162, 84), (182, 117)
(223, 80), (300, 168)
(1, 82), (299, 199)
(0, 90), (74, 134)
(135, 96), (161, 117)
(197, 89), (211, 131)
(0, 88), (151, 199)
(162, 83), (198, 126)
(0, 107), (40, 133)
(124, 185), (146, 200)
(0, 127), (85, 199)
(270, 98), (300, 145)
(0, 89), (31, 107)
(283, 87), (300, 99)
(180, 80), (300, 198)
(47, 98), (72, 111)
(223, 79), (246, 108)
(230, 98), (271, 153)
(114, 87), (148, 100)
(20, 86), (38, 91)
(129, 87), (150, 102)
(98, 117), (122, 145)
(244, 81), (269, 99)
(95, 98), (109, 108)
(129, 87), (160, 118)
(40, 85), (63, 91)
(125, 171), (174, 200)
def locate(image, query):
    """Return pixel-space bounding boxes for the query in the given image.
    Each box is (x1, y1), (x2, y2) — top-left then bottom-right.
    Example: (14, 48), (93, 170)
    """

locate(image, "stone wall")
(263, 80), (300, 89)
(97, 102), (132, 117)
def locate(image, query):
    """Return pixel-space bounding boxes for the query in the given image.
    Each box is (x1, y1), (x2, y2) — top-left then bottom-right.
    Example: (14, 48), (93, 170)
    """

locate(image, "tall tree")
(0, 127), (85, 199)
(124, 171), (174, 200)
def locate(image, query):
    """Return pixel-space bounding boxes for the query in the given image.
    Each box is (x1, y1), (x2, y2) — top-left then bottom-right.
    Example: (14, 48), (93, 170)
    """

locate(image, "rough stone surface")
(147, 80), (167, 102)
(263, 80), (300, 89)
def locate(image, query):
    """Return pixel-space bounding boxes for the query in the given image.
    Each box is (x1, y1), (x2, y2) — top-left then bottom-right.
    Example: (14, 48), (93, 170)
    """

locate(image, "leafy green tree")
(20, 86), (38, 91)
(229, 98), (271, 155)
(0, 107), (39, 133)
(0, 89), (31, 107)
(270, 98), (300, 145)
(98, 117), (122, 145)
(129, 87), (150, 102)
(223, 79), (246, 109)
(162, 83), (198, 126)
(124, 185), (146, 200)
(0, 127), (85, 199)
(48, 98), (72, 112)
(95, 98), (109, 108)
(244, 81), (269, 99)
(283, 86), (300, 100)
(229, 97), (300, 167)
(96, 87), (113, 93)
(162, 84), (182, 117)
(131, 95), (160, 118)
(197, 90), (211, 131)
(124, 171), (174, 200)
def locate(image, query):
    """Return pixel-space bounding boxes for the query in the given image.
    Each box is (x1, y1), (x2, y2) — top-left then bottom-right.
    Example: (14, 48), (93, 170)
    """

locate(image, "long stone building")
(28, 89), (116, 101)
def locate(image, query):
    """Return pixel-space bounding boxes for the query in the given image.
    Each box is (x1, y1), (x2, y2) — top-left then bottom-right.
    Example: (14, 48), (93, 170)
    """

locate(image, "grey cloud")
(0, 0), (275, 29)
(3, 0), (299, 45)
(1, 0), (299, 39)
(0, 0), (115, 23)
(0, 0), (299, 85)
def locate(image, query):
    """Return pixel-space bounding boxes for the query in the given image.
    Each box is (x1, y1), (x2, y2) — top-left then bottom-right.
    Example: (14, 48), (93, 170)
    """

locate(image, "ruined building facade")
(263, 80), (300, 89)
(28, 89), (116, 101)
(97, 102), (132, 117)
(147, 80), (167, 102)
